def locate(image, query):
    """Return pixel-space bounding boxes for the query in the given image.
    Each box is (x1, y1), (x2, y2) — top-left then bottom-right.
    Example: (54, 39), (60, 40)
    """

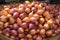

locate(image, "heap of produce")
(0, 1), (60, 40)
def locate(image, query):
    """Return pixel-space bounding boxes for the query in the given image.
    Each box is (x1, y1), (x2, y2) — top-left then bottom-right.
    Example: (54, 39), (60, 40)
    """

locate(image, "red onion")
(13, 23), (19, 30)
(21, 22), (28, 28)
(13, 12), (19, 18)
(11, 30), (17, 36)
(29, 23), (35, 29)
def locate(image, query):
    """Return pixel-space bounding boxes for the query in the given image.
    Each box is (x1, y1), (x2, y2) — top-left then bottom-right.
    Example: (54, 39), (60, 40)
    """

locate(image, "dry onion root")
(0, 1), (60, 40)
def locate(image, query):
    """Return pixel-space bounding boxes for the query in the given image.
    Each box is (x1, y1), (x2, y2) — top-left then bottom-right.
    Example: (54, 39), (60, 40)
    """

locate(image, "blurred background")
(0, 0), (60, 4)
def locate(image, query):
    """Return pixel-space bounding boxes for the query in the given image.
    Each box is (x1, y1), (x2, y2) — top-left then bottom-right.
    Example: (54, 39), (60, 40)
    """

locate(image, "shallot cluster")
(0, 1), (60, 40)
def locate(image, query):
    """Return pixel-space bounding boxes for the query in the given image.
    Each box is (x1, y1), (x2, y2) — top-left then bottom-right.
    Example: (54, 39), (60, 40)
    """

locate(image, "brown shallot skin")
(9, 17), (15, 24)
(0, 1), (60, 40)
(4, 22), (9, 28)
(27, 34), (32, 39)
(33, 14), (40, 20)
(30, 29), (36, 35)
(18, 33), (25, 38)
(38, 24), (43, 29)
(18, 27), (24, 33)
(46, 30), (53, 37)
(0, 16), (8, 23)
(0, 29), (2, 33)
(39, 17), (45, 24)
(40, 29), (46, 35)
(25, 8), (31, 13)
(22, 17), (30, 23)
(43, 23), (49, 30)
(0, 22), (4, 29)
(37, 10), (44, 15)
(17, 18), (22, 25)
(36, 36), (43, 40)
(18, 7), (25, 13)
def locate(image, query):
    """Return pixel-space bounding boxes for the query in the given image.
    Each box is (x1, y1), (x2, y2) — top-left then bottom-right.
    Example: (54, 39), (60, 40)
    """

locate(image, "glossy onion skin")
(21, 22), (28, 28)
(0, 1), (60, 40)
(29, 23), (35, 29)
